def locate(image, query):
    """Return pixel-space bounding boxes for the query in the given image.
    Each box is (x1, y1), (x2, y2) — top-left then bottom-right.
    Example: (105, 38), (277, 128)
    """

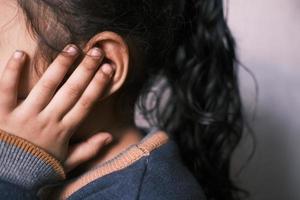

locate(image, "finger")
(0, 51), (26, 113)
(22, 45), (79, 112)
(43, 47), (104, 119)
(64, 132), (113, 173)
(62, 64), (114, 128)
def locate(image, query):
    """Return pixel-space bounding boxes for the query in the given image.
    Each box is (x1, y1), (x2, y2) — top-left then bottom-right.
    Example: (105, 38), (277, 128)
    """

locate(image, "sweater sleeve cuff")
(0, 129), (66, 192)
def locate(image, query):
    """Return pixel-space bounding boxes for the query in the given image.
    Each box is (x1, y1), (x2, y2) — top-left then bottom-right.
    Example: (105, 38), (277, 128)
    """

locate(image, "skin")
(0, 0), (144, 176)
(0, 46), (114, 171)
(0, 0), (37, 97)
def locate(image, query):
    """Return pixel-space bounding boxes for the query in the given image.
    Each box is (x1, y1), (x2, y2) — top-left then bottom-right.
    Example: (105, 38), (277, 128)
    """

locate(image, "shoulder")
(0, 180), (38, 200)
(67, 137), (206, 200)
(138, 140), (206, 200)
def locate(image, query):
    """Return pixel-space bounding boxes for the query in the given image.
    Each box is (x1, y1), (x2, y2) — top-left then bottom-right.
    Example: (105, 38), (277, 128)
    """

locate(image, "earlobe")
(84, 31), (129, 97)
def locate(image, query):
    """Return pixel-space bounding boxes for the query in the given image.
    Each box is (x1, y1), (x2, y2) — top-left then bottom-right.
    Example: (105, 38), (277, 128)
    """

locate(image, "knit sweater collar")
(38, 127), (169, 199)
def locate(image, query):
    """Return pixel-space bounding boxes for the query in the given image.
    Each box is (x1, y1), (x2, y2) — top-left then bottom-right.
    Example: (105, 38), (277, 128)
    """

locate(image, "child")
(0, 0), (244, 199)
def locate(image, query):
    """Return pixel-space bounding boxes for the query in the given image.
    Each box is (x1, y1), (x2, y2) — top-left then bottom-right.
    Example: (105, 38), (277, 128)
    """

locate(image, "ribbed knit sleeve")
(0, 129), (66, 192)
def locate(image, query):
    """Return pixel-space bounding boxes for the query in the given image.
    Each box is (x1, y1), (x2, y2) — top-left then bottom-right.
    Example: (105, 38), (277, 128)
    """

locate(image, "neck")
(68, 94), (144, 178)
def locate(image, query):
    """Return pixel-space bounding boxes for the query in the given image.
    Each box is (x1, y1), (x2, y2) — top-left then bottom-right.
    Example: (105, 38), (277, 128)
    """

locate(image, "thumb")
(64, 132), (113, 173)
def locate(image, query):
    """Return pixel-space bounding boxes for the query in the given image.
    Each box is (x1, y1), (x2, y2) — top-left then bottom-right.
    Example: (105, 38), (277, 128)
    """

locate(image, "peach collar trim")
(40, 130), (169, 200)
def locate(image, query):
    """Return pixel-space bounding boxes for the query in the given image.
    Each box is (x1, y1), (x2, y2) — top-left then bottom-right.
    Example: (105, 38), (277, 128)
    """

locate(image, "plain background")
(228, 0), (300, 200)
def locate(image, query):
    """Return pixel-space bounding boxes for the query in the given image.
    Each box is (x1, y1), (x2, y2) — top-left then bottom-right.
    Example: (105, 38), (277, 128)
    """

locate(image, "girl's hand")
(0, 45), (114, 173)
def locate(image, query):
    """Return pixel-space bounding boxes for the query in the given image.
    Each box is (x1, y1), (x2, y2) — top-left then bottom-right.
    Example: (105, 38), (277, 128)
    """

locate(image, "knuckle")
(79, 96), (93, 109)
(55, 54), (72, 68)
(65, 83), (82, 98)
(80, 55), (102, 72)
(40, 79), (57, 90)
(81, 61), (98, 72)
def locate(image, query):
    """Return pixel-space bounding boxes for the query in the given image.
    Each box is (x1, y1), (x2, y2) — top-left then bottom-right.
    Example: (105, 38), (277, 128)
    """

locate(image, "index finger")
(22, 45), (79, 113)
(61, 63), (114, 129)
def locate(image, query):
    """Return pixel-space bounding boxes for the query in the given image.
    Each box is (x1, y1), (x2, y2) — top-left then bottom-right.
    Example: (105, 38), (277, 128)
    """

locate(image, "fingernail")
(104, 136), (113, 145)
(101, 64), (114, 76)
(90, 47), (102, 57)
(14, 50), (24, 59)
(64, 44), (78, 55)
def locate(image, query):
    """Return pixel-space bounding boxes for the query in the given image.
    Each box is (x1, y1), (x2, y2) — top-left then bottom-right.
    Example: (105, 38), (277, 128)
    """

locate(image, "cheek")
(0, 0), (40, 99)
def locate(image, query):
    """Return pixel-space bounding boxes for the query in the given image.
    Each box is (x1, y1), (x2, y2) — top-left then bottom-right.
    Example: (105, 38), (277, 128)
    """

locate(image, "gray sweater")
(0, 128), (206, 200)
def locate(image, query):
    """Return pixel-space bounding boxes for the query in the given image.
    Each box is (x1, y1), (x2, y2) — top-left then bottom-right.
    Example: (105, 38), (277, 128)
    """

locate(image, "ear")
(84, 31), (129, 98)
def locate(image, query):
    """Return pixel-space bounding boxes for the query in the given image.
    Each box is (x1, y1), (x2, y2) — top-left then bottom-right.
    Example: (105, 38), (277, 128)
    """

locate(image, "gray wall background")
(135, 1), (300, 199)
(228, 0), (300, 200)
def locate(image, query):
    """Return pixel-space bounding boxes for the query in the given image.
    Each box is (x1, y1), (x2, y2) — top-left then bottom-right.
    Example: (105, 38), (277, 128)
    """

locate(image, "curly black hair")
(18, 0), (245, 199)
